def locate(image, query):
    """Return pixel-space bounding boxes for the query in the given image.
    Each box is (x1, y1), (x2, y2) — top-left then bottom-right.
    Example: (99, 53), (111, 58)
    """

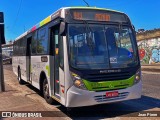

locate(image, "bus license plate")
(106, 91), (119, 98)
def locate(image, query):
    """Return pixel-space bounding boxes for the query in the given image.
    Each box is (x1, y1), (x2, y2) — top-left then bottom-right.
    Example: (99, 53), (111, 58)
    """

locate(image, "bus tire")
(43, 79), (54, 104)
(18, 68), (23, 84)
(66, 107), (73, 116)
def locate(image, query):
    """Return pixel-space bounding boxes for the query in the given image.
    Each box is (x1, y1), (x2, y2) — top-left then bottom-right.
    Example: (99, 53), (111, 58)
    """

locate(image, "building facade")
(137, 29), (160, 64)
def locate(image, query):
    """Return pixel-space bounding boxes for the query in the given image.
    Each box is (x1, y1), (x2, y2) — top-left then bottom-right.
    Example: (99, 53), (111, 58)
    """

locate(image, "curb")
(141, 66), (160, 73)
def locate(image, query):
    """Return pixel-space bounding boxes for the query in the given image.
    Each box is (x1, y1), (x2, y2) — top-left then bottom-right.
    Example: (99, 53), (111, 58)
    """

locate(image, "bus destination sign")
(73, 11), (110, 21)
(69, 9), (128, 23)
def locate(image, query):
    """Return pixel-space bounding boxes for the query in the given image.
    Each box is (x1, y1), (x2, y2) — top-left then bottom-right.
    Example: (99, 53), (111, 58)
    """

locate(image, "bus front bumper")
(66, 80), (142, 107)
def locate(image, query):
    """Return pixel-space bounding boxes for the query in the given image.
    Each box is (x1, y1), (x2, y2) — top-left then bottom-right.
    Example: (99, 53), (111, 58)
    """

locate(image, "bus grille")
(94, 92), (129, 102)
(84, 72), (132, 82)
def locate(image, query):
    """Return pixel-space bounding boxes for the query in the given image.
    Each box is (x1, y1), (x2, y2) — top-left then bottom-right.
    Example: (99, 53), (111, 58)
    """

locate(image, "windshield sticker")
(56, 48), (59, 55)
(128, 51), (133, 58)
(110, 57), (117, 63)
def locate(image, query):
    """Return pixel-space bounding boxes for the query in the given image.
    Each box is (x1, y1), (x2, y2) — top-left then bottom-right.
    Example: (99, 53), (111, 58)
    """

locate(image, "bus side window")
(59, 36), (64, 68)
(16, 41), (20, 56)
(13, 42), (16, 56)
(23, 38), (27, 55)
(19, 39), (22, 55)
(37, 27), (48, 54)
(14, 42), (17, 56)
(31, 32), (37, 54)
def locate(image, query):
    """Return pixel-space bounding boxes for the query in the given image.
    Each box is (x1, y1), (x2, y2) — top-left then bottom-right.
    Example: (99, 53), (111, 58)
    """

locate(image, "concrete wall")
(137, 38), (160, 64)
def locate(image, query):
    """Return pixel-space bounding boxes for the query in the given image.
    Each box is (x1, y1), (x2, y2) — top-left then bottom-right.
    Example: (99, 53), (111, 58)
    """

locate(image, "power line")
(82, 0), (90, 7)
(12, 0), (23, 29)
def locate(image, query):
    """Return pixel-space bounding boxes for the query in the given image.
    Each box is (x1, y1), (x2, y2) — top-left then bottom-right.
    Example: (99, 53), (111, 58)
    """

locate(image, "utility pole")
(0, 12), (5, 92)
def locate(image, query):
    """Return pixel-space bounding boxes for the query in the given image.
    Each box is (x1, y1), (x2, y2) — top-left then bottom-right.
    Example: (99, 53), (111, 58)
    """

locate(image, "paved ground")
(1, 65), (69, 120)
(141, 65), (160, 73)
(0, 64), (160, 120)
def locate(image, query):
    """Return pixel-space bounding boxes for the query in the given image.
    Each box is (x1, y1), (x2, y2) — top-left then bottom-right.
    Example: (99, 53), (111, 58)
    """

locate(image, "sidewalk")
(141, 64), (160, 73)
(0, 69), (53, 111)
(0, 66), (67, 120)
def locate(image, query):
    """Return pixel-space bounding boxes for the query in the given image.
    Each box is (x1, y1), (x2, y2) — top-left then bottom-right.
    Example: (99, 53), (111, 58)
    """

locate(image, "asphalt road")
(2, 65), (160, 119)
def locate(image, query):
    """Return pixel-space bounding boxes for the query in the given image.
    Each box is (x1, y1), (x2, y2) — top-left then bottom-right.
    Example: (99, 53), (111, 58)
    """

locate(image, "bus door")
(49, 26), (61, 97)
(50, 24), (65, 99)
(53, 29), (60, 96)
(26, 37), (32, 83)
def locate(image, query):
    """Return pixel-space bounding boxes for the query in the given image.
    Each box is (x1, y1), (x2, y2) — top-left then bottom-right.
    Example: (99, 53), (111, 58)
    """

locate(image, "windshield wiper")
(83, 20), (95, 56)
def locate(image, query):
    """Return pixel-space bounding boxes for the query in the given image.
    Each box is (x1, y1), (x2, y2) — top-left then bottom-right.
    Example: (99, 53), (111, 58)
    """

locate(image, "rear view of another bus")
(2, 47), (13, 64)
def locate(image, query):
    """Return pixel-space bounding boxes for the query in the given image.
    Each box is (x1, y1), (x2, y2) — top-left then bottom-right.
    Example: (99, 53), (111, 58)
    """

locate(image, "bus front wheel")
(43, 79), (54, 104)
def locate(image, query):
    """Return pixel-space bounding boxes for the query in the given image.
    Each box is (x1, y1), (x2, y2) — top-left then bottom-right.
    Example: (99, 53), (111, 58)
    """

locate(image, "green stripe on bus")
(83, 75), (135, 91)
(30, 65), (32, 72)
(45, 65), (50, 76)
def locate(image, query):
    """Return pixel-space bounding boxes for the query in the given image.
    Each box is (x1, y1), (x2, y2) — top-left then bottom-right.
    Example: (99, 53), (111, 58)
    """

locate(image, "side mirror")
(132, 24), (136, 36)
(132, 24), (135, 30)
(59, 22), (65, 36)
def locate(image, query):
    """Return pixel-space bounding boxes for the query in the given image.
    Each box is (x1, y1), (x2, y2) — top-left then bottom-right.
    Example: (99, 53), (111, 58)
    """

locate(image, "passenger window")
(31, 32), (37, 54)
(37, 27), (48, 54)
(59, 36), (64, 68)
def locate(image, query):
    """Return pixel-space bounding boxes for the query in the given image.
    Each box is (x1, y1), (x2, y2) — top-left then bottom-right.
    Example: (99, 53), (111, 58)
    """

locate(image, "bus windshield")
(68, 24), (138, 69)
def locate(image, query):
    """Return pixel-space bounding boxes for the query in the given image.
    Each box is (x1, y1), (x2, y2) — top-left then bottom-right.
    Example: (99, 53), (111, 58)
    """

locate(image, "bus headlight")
(71, 72), (87, 90)
(134, 69), (141, 84)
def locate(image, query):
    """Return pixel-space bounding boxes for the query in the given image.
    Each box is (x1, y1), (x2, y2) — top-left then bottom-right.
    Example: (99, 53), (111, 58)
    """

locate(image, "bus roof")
(15, 7), (124, 41)
(69, 6), (123, 13)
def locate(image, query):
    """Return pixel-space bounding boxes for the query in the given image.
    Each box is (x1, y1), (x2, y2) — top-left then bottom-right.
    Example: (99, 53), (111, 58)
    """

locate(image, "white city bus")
(12, 7), (142, 107)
